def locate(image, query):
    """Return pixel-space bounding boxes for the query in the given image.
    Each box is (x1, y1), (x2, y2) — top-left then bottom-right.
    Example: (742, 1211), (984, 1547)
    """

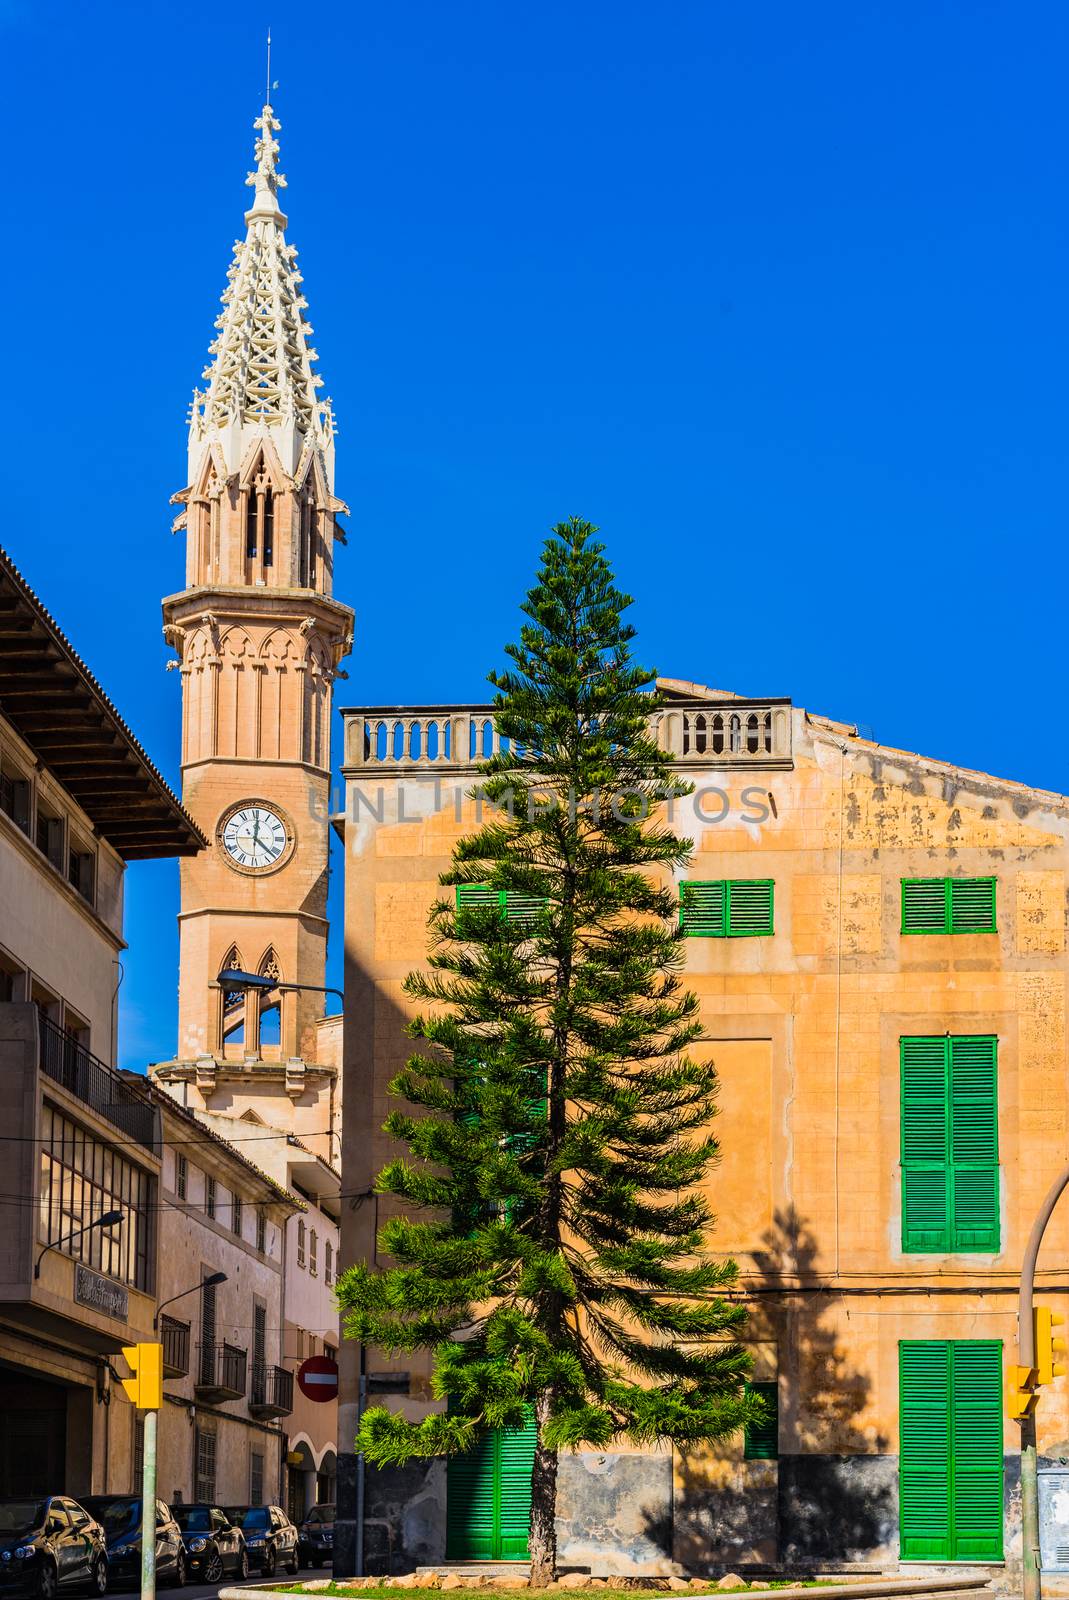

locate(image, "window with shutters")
(232, 1193), (243, 1237)
(256, 1209), (266, 1254)
(901, 878), (996, 935)
(205, 1176), (216, 1221)
(679, 880), (774, 937)
(899, 1340), (1003, 1561)
(194, 1424), (217, 1504)
(176, 1154), (187, 1201)
(297, 1218), (306, 1268)
(309, 1228), (318, 1277)
(456, 885), (549, 928)
(900, 1036), (999, 1253)
(743, 1380), (778, 1460)
(325, 1240), (333, 1285)
(250, 1449), (264, 1507)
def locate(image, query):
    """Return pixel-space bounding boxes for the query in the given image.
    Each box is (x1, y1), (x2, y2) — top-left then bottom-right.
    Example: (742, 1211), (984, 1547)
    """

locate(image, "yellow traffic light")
(1033, 1307), (1068, 1386)
(1007, 1363), (1038, 1419)
(120, 1342), (163, 1409)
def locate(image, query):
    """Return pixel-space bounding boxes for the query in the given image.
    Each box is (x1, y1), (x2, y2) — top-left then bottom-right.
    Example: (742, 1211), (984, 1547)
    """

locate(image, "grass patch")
(268, 1582), (844, 1598)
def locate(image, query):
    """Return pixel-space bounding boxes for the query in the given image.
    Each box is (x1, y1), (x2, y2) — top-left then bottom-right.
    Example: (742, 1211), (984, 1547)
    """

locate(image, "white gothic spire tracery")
(186, 102), (336, 487)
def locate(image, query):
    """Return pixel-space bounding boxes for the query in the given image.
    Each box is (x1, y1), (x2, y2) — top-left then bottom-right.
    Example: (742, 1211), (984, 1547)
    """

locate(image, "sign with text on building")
(297, 1354), (339, 1402)
(74, 1264), (129, 1322)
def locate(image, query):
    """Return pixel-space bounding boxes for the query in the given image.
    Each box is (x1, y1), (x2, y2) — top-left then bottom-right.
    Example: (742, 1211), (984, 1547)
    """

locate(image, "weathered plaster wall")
(338, 703), (1069, 1573)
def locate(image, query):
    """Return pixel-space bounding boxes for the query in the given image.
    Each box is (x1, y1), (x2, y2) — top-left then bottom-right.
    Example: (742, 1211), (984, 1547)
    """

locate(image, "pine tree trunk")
(528, 1394), (558, 1588)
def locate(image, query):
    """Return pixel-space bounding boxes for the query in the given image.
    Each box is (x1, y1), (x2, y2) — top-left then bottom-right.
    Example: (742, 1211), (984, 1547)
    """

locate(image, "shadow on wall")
(671, 1206), (897, 1574)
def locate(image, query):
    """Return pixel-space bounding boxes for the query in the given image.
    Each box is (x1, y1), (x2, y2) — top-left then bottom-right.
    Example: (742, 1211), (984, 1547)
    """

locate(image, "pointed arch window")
(262, 487), (274, 567)
(298, 476), (319, 590)
(220, 946), (246, 1048)
(245, 488), (259, 559)
(257, 950), (282, 1051)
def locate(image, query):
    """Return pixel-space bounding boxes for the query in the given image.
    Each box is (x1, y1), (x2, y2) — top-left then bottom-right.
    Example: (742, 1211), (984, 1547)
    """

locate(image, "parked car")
(79, 1497), (186, 1590)
(171, 1506), (247, 1584)
(223, 1507), (298, 1578)
(297, 1503), (334, 1568)
(0, 1497), (108, 1598)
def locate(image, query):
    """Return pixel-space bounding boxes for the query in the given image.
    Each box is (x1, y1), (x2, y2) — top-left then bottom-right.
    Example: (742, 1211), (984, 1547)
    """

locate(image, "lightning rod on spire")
(266, 27), (272, 104)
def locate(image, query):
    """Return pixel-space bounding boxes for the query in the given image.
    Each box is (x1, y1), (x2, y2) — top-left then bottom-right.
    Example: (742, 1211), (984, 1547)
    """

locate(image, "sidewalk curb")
(220, 1574), (993, 1600)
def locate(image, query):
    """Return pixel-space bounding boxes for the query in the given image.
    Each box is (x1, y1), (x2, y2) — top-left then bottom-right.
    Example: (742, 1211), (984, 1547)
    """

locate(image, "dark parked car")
(297, 1503), (334, 1568)
(79, 1497), (186, 1590)
(171, 1506), (247, 1584)
(0, 1497), (108, 1598)
(223, 1508), (298, 1578)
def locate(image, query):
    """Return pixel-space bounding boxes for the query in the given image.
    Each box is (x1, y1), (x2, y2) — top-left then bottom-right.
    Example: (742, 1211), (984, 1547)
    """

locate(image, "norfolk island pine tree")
(336, 519), (762, 1586)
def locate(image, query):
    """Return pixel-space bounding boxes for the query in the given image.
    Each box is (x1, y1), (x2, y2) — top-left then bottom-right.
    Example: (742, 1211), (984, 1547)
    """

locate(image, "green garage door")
(899, 1340), (1003, 1561)
(446, 1411), (536, 1561)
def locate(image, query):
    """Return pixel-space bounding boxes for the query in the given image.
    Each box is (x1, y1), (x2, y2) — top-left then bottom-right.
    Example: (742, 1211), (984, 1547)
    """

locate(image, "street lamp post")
(34, 1208), (124, 1279)
(216, 966), (344, 1005)
(136, 1274), (228, 1600)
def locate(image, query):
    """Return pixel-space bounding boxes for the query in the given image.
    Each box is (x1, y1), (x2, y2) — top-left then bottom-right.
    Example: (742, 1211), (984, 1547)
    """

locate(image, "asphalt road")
(108, 1562), (326, 1600)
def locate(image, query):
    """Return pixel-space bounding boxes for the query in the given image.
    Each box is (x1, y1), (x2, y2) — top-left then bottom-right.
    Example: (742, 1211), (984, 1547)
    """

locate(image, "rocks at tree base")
(716, 1577), (748, 1591)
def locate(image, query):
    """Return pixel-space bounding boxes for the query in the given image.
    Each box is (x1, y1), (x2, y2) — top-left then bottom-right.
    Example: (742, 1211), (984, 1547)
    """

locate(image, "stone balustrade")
(343, 698), (792, 772)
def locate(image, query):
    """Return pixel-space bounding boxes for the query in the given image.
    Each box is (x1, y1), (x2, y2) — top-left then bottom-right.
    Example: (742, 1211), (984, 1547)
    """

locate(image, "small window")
(35, 803), (65, 872)
(256, 1210), (267, 1254)
(744, 1380), (778, 1459)
(297, 1218), (306, 1268)
(324, 1239), (333, 1286)
(176, 1154), (188, 1201)
(205, 1176), (217, 1221)
(0, 762), (30, 834)
(232, 1193), (243, 1237)
(455, 885), (548, 927)
(262, 490), (274, 568)
(680, 880), (774, 938)
(901, 877), (997, 936)
(309, 1228), (318, 1278)
(68, 844), (96, 905)
(245, 491), (258, 559)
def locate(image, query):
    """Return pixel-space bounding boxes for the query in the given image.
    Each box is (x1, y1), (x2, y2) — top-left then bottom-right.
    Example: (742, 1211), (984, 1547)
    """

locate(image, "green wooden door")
(899, 1340), (1003, 1561)
(446, 1410), (536, 1561)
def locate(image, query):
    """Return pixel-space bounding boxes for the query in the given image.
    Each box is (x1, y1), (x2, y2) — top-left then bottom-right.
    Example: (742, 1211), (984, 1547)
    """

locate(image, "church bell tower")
(157, 101), (353, 1106)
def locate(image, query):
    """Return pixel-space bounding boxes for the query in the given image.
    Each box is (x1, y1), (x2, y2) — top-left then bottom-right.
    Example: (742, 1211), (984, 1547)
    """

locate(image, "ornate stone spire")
(187, 102), (334, 484)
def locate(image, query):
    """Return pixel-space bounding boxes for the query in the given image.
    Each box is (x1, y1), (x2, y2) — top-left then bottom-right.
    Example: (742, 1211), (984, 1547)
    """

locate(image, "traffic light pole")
(1018, 1155), (1069, 1600)
(140, 1407), (157, 1600)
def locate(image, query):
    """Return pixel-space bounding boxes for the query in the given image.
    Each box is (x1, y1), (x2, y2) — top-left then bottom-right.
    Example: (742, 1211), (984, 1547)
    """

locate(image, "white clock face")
(221, 806), (288, 870)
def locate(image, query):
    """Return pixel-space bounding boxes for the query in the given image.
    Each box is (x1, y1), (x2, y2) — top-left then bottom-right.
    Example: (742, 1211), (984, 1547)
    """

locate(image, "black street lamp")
(35, 1208), (124, 1279)
(217, 966), (343, 1005)
(154, 1270), (228, 1331)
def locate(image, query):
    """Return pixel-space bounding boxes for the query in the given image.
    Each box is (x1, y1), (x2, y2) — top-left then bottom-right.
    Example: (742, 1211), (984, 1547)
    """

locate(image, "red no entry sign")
(297, 1354), (339, 1402)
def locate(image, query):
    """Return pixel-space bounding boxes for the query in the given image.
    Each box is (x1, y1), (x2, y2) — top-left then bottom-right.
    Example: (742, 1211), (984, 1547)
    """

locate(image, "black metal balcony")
(195, 1341), (247, 1401)
(38, 1013), (158, 1152)
(249, 1363), (294, 1419)
(161, 1316), (190, 1378)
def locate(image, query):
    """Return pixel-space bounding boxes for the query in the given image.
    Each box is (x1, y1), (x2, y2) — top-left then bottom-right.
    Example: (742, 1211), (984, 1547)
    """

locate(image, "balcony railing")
(250, 1362), (294, 1419)
(161, 1316), (190, 1378)
(346, 697), (792, 773)
(195, 1341), (247, 1400)
(38, 1013), (158, 1153)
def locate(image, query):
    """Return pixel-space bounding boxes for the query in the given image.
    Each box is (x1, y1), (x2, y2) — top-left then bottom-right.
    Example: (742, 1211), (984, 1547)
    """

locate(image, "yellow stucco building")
(335, 678), (1069, 1579)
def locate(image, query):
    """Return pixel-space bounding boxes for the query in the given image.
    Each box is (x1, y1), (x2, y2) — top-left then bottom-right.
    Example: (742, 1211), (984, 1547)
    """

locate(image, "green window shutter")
(446, 1429), (497, 1560)
(948, 1342), (1004, 1561)
(899, 1341), (1004, 1562)
(680, 881), (726, 936)
(902, 878), (997, 935)
(901, 1037), (951, 1252)
(948, 878), (997, 934)
(457, 885), (504, 914)
(902, 879), (949, 934)
(899, 1341), (952, 1559)
(503, 893), (548, 927)
(725, 880), (774, 937)
(948, 1036), (999, 1252)
(497, 1409), (537, 1558)
(901, 1036), (1000, 1255)
(456, 886), (548, 926)
(743, 1380), (778, 1460)
(446, 1410), (535, 1561)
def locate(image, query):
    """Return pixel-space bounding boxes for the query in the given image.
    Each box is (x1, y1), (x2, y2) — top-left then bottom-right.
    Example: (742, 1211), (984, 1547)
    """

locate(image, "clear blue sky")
(2, 1), (1066, 1068)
